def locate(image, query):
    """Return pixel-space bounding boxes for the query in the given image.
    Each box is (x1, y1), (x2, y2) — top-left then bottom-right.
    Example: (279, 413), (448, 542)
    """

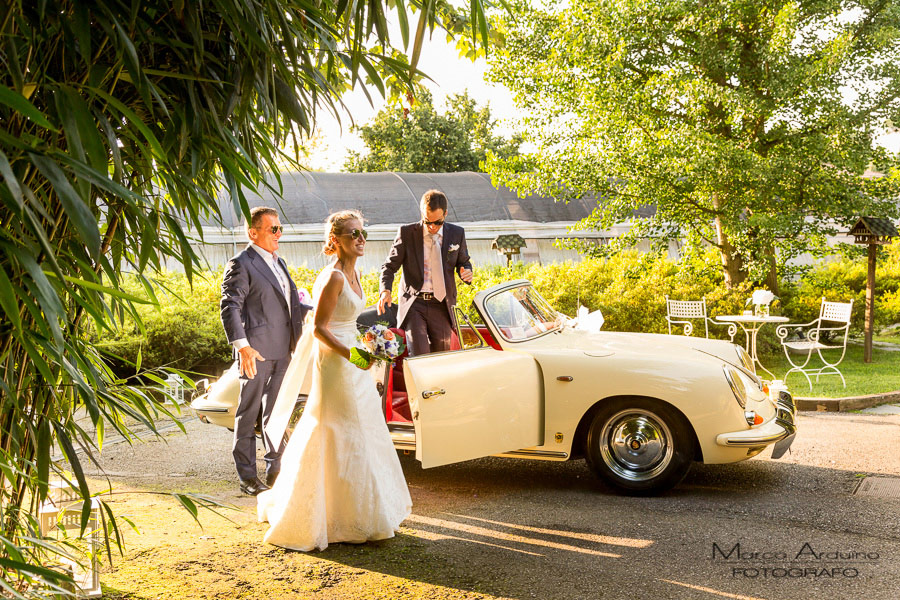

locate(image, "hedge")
(93, 241), (900, 377)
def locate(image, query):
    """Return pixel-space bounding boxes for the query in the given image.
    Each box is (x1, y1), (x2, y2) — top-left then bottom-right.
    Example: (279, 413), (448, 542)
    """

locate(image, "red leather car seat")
(386, 328), (412, 422)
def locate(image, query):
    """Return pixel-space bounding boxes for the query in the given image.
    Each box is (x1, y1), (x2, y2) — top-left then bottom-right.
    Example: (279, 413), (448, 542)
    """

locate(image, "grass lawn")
(756, 341), (900, 398)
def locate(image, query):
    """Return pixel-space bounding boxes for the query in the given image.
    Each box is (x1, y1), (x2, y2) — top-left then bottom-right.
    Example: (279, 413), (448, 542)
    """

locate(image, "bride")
(257, 210), (412, 551)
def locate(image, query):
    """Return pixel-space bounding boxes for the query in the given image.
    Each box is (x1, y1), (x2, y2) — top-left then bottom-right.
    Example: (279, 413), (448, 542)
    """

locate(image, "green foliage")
(487, 0), (900, 288)
(92, 272), (231, 377)
(92, 244), (900, 382)
(0, 0), (501, 595)
(780, 240), (900, 331)
(93, 266), (323, 378)
(457, 244), (900, 341)
(455, 247), (750, 338)
(344, 90), (522, 172)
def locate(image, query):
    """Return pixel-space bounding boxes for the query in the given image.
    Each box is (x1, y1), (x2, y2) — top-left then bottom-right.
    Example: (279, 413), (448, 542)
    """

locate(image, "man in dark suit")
(378, 190), (473, 355)
(221, 207), (305, 495)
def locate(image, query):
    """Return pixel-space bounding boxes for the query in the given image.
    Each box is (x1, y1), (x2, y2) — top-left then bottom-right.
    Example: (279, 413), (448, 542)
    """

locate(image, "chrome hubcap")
(599, 409), (673, 482)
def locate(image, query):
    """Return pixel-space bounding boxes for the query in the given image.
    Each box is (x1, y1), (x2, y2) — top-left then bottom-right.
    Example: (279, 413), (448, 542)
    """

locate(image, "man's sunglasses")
(337, 228), (368, 240)
(259, 225), (284, 234)
(423, 218), (445, 226)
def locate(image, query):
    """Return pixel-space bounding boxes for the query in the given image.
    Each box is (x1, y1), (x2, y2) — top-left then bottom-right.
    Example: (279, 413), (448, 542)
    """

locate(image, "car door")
(403, 348), (543, 468)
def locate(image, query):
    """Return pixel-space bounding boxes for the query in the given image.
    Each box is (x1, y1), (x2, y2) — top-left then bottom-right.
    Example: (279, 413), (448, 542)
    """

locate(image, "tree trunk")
(762, 244), (779, 295)
(714, 215), (746, 288)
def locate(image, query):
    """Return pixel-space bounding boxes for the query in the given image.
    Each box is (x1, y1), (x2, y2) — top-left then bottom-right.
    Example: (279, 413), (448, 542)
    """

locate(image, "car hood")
(518, 328), (742, 367)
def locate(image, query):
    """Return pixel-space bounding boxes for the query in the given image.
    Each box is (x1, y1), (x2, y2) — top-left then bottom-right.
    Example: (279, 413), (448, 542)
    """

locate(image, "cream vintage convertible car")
(191, 279), (796, 494)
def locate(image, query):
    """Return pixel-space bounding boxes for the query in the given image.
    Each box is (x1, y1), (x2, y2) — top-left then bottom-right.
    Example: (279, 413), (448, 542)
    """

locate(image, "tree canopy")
(488, 0), (900, 287)
(0, 0), (500, 594)
(344, 90), (521, 172)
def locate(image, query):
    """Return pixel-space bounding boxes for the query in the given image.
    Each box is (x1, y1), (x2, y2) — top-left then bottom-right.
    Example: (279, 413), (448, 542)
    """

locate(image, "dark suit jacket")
(221, 244), (305, 360)
(380, 222), (472, 328)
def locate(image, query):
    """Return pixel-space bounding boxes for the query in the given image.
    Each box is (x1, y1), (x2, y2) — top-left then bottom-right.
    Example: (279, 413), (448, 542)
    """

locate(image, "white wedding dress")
(257, 266), (412, 551)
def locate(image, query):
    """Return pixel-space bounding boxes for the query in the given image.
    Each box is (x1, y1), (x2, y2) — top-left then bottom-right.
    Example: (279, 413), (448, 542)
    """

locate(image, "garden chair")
(665, 296), (736, 342)
(775, 297), (854, 389)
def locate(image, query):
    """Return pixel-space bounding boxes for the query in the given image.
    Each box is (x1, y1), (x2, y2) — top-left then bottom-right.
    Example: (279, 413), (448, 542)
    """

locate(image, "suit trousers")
(406, 297), (453, 356)
(233, 356), (289, 480)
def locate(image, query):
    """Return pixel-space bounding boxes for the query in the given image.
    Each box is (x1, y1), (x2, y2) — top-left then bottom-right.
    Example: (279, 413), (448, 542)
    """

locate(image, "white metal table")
(716, 314), (789, 379)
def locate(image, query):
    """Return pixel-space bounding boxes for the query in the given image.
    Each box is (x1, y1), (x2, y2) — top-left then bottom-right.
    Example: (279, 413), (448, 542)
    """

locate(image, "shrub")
(95, 241), (899, 375)
(93, 270), (233, 378)
(779, 240), (900, 332)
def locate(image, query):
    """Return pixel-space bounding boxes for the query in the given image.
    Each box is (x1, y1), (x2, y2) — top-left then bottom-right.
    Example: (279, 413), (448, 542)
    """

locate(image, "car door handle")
(422, 388), (445, 399)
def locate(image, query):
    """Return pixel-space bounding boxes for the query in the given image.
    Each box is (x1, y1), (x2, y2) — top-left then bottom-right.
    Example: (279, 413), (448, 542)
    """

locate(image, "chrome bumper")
(716, 391), (797, 458)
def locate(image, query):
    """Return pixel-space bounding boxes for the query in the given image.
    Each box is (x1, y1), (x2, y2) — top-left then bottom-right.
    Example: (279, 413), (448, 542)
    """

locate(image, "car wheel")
(585, 398), (693, 495)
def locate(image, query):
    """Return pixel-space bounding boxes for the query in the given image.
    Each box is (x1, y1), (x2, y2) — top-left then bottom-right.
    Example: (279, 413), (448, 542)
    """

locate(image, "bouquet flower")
(746, 289), (778, 316)
(349, 324), (405, 368)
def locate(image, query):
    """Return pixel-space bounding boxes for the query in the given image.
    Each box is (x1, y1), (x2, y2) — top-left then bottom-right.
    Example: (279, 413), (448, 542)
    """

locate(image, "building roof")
(210, 171), (620, 228)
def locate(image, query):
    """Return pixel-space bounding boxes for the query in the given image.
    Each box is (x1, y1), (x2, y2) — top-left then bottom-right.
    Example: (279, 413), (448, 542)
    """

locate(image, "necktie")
(430, 234), (446, 302)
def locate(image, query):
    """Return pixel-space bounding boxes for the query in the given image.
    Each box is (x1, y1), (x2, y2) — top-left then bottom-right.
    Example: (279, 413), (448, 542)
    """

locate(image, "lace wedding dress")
(257, 266), (412, 551)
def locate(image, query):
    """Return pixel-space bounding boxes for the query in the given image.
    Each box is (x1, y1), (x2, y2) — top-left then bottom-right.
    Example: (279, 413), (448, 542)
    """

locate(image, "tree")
(0, 0), (499, 594)
(487, 0), (900, 288)
(344, 90), (521, 172)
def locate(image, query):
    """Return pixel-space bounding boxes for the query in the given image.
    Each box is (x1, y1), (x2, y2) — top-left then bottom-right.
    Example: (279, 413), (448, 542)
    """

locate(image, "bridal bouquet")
(349, 324), (405, 368)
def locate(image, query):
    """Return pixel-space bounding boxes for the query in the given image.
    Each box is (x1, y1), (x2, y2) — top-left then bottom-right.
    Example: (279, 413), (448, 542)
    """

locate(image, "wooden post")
(864, 243), (876, 363)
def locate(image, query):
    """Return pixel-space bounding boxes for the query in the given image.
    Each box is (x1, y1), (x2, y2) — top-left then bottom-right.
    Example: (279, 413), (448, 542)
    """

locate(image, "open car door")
(403, 348), (543, 468)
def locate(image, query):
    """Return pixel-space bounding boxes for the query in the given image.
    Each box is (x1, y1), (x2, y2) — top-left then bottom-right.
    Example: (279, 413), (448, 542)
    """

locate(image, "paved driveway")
(88, 407), (900, 599)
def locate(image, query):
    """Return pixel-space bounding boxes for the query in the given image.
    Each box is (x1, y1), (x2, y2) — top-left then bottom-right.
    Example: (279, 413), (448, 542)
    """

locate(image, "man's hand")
(238, 346), (265, 379)
(377, 290), (392, 315)
(459, 267), (473, 284)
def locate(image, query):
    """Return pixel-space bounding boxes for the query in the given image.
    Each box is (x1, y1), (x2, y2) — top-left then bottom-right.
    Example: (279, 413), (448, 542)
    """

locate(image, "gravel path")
(87, 409), (900, 600)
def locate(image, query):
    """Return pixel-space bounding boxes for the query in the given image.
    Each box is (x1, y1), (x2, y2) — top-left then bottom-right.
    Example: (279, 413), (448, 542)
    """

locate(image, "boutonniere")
(448, 243), (460, 253)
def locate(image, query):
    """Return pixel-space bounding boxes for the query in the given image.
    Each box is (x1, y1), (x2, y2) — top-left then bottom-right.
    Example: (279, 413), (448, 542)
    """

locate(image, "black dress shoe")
(265, 471), (280, 487)
(239, 477), (269, 496)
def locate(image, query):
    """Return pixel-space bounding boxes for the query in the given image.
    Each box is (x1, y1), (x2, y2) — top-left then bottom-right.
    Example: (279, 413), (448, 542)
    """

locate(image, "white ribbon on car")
(567, 305), (605, 333)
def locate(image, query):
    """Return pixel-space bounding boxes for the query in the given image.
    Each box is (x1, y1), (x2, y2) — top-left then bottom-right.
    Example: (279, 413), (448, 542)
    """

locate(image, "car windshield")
(484, 284), (562, 342)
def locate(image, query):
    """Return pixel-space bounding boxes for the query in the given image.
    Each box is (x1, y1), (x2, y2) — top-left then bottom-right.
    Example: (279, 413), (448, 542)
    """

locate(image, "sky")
(307, 24), (900, 173)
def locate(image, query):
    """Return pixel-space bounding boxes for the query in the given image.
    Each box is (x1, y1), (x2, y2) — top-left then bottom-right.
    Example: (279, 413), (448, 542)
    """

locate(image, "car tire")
(584, 398), (693, 495)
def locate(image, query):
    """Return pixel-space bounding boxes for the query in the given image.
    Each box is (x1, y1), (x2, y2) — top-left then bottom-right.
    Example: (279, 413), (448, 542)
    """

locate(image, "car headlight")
(734, 345), (754, 374)
(723, 365), (749, 408)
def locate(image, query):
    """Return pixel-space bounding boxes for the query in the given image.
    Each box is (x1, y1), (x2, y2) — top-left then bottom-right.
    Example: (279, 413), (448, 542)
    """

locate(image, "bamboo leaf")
(51, 424), (92, 536)
(0, 557), (74, 585)
(60, 87), (108, 171)
(17, 250), (65, 346)
(396, 0), (410, 48)
(0, 148), (24, 210)
(88, 87), (165, 158)
(48, 273), (154, 304)
(29, 153), (101, 258)
(36, 419), (51, 502)
(173, 494), (201, 526)
(0, 84), (55, 130)
(0, 266), (22, 333)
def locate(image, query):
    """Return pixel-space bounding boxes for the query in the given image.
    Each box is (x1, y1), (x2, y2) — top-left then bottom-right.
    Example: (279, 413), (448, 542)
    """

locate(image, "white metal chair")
(665, 296), (736, 342)
(775, 297), (854, 389)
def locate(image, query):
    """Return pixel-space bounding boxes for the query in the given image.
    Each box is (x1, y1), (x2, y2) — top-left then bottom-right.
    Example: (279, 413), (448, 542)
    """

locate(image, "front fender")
(526, 349), (749, 463)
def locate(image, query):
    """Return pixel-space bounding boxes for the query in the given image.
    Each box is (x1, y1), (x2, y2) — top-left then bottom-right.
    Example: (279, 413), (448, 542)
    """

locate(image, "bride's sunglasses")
(337, 229), (368, 240)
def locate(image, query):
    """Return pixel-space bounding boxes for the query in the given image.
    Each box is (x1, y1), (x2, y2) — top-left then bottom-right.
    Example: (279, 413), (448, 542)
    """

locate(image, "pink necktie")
(430, 235), (446, 302)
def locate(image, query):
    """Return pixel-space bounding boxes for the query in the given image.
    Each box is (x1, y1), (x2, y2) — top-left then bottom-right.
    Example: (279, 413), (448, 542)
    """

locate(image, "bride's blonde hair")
(322, 210), (364, 256)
